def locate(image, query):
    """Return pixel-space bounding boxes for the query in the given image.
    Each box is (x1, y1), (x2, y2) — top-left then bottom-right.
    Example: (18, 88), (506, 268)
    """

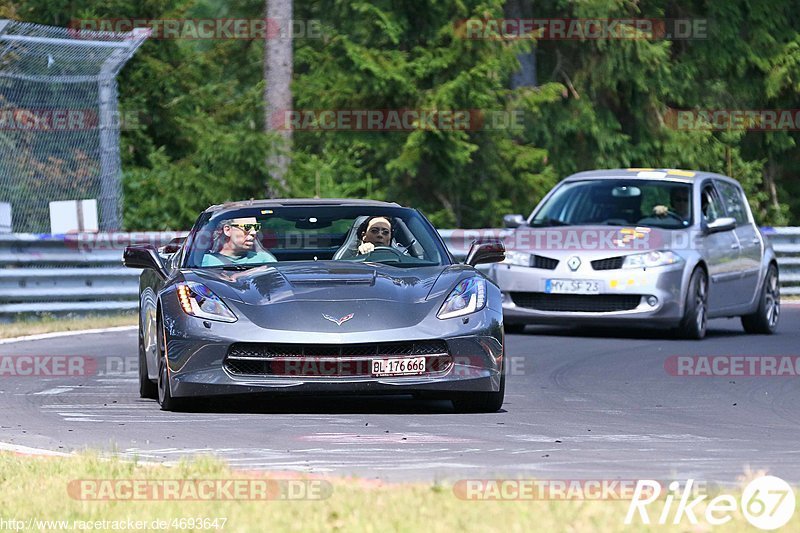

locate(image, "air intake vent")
(591, 256), (625, 270)
(224, 340), (452, 377)
(510, 292), (641, 312)
(531, 255), (559, 270)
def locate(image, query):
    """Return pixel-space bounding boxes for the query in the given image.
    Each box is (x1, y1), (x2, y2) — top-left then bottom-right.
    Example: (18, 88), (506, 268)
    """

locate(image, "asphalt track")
(1, 309), (799, 484)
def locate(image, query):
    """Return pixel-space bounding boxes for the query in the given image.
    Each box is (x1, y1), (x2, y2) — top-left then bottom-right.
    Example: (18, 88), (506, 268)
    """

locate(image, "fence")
(0, 20), (148, 232)
(0, 228), (798, 318)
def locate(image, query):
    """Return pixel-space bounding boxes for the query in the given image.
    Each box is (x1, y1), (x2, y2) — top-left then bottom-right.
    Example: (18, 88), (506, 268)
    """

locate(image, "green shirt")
(201, 250), (277, 267)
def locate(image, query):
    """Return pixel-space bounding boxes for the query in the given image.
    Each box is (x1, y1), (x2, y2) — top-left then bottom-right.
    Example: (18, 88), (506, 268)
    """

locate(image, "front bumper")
(161, 297), (504, 398)
(488, 262), (687, 327)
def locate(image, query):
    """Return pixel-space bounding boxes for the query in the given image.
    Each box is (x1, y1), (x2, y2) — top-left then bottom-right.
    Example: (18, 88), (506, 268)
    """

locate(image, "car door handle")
(731, 243), (741, 249)
(751, 238), (760, 244)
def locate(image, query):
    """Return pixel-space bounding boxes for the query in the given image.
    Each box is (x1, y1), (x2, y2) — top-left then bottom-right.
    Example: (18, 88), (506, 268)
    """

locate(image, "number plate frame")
(545, 279), (602, 295)
(371, 357), (426, 377)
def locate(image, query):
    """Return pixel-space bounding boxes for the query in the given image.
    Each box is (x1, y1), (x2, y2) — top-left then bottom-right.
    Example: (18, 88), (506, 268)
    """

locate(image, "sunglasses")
(228, 223), (261, 232)
(369, 228), (391, 236)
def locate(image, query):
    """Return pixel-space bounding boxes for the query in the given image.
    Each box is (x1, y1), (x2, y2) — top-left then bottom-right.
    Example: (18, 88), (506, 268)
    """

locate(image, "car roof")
(204, 198), (403, 213)
(563, 168), (742, 186)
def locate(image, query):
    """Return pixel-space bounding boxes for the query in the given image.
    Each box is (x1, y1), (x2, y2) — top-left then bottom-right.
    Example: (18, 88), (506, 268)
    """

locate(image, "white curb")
(0, 325), (137, 345)
(0, 441), (71, 457)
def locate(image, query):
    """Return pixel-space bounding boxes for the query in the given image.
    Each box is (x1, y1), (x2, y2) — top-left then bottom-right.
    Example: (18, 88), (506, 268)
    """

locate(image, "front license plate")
(545, 279), (601, 295)
(371, 357), (426, 376)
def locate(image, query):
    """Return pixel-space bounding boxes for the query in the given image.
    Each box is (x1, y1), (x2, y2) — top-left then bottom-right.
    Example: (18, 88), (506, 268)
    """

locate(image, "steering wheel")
(360, 245), (405, 262)
(661, 210), (685, 222)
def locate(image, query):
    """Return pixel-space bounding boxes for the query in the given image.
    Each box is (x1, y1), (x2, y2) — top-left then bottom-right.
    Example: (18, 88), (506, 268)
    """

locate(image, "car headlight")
(622, 250), (683, 269)
(503, 251), (531, 267)
(176, 282), (237, 322)
(438, 278), (487, 319)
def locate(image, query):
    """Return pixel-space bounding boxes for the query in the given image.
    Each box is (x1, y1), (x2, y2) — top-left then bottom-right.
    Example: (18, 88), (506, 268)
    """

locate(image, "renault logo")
(567, 256), (581, 271)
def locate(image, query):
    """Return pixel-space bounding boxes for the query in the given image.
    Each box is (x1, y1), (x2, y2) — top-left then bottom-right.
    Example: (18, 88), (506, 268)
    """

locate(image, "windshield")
(531, 179), (693, 229)
(182, 205), (449, 269)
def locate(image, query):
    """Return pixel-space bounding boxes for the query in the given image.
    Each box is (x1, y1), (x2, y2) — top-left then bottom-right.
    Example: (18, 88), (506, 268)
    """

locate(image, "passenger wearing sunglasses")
(201, 216), (277, 266)
(357, 216), (393, 255)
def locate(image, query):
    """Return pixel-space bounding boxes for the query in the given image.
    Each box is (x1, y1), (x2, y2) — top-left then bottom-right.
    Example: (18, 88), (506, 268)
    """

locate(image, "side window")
(701, 184), (726, 223)
(715, 180), (748, 225)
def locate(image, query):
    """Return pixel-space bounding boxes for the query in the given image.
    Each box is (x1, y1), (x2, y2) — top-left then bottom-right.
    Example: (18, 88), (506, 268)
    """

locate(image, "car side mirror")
(503, 214), (526, 229)
(706, 216), (736, 234)
(465, 240), (505, 266)
(124, 245), (169, 280)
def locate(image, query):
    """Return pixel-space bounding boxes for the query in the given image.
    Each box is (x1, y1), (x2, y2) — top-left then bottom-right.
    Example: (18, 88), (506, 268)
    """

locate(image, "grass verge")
(0, 313), (136, 339)
(1, 452), (796, 532)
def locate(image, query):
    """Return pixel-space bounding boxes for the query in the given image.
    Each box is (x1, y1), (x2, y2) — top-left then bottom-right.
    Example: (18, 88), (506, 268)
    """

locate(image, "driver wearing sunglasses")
(201, 216), (277, 266)
(357, 216), (393, 255)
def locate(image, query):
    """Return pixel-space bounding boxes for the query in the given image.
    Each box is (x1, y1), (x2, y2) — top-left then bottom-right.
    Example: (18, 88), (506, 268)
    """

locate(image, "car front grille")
(531, 255), (559, 270)
(591, 256), (625, 270)
(224, 340), (452, 377)
(510, 292), (642, 312)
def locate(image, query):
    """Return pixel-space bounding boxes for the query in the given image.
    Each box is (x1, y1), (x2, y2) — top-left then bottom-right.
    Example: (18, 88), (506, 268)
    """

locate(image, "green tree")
(5, 0), (798, 229)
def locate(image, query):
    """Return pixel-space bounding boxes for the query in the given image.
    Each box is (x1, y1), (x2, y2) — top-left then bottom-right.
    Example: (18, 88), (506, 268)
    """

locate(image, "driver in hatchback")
(653, 187), (690, 220)
(357, 216), (393, 255)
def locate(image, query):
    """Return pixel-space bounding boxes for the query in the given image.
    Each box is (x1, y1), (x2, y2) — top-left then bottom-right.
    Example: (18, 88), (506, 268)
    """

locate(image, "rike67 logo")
(625, 476), (796, 530)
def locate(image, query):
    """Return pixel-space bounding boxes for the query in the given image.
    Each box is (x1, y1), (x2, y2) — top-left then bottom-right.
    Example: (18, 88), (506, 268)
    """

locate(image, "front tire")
(678, 268), (708, 340)
(452, 363), (505, 413)
(156, 316), (182, 411)
(741, 264), (780, 334)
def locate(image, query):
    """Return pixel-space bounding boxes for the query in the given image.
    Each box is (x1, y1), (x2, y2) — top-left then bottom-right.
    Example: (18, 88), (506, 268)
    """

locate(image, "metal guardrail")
(0, 233), (179, 316)
(0, 227), (798, 316)
(764, 227), (800, 296)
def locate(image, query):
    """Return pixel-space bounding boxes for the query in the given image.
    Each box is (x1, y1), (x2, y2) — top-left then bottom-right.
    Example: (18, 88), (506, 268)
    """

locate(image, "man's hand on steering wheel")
(369, 245), (404, 257)
(357, 242), (376, 255)
(357, 244), (405, 261)
(653, 204), (684, 221)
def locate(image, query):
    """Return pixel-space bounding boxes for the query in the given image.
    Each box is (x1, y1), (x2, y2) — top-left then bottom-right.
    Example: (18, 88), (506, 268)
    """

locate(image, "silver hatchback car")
(485, 169), (780, 339)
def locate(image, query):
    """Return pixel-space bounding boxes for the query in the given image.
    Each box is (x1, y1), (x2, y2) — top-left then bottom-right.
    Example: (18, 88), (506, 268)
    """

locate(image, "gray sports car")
(123, 199), (506, 412)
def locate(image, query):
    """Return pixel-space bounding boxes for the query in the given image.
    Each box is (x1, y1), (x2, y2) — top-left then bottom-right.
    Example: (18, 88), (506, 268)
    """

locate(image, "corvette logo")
(322, 313), (354, 326)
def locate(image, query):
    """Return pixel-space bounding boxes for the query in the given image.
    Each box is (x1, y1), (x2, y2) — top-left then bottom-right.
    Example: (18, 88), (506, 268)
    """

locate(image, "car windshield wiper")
(389, 261), (439, 268)
(635, 222), (685, 229)
(219, 264), (259, 271)
(530, 217), (569, 227)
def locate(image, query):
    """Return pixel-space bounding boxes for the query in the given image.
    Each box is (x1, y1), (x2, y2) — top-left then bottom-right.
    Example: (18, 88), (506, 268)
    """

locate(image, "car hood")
(187, 261), (449, 303)
(506, 224), (689, 259)
(181, 261), (475, 332)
